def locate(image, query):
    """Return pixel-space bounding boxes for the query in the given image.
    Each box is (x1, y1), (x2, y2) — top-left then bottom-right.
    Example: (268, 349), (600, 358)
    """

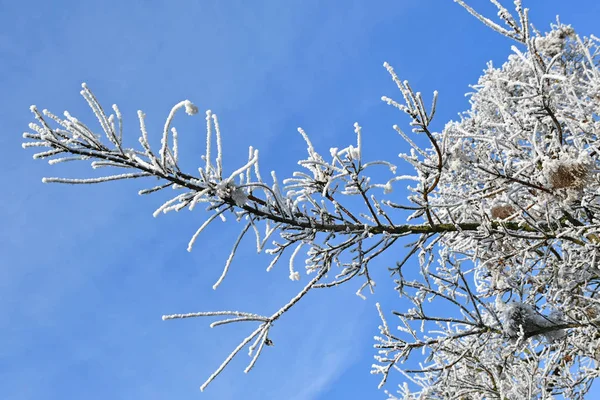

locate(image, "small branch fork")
(162, 262), (330, 391)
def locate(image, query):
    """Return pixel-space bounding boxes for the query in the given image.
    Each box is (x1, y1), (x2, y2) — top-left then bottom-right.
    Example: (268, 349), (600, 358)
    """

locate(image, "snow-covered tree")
(22, 1), (600, 398)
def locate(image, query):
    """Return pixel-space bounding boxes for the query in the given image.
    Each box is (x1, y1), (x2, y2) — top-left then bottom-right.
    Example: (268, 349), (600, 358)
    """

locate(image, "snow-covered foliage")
(22, 1), (600, 398)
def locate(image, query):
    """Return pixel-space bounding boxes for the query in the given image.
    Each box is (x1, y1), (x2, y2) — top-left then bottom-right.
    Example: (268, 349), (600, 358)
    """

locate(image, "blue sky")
(3, 1), (600, 399)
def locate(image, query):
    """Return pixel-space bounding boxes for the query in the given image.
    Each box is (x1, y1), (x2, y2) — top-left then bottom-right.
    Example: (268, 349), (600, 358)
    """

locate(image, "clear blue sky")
(3, 1), (600, 399)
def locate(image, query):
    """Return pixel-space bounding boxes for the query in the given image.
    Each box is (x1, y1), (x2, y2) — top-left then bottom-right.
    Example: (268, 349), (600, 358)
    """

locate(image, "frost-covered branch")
(22, 0), (600, 398)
